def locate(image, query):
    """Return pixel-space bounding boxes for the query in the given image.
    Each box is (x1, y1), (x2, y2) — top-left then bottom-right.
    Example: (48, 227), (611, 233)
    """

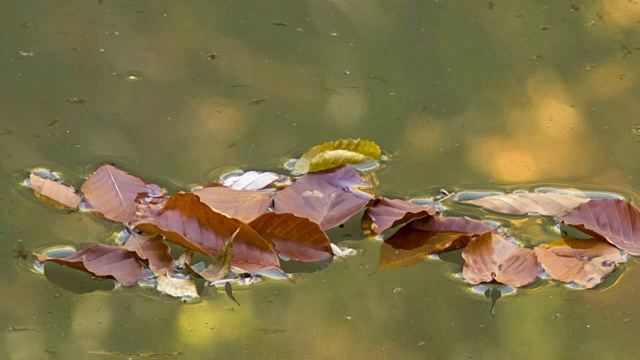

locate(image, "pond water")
(2, 1), (640, 359)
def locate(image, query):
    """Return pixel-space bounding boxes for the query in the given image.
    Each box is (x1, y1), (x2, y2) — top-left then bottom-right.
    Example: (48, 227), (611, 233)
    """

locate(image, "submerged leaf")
(459, 192), (589, 216)
(274, 165), (372, 230)
(29, 172), (81, 210)
(534, 237), (624, 288)
(193, 187), (272, 223)
(81, 164), (165, 223)
(133, 192), (279, 271)
(123, 232), (174, 276)
(558, 199), (640, 255)
(293, 138), (381, 174)
(34, 244), (147, 286)
(462, 233), (540, 287)
(249, 212), (334, 262)
(156, 275), (198, 299)
(362, 198), (438, 236)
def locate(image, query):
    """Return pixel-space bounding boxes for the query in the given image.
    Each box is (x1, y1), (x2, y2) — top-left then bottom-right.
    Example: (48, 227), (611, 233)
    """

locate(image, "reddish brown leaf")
(274, 165), (373, 230)
(460, 192), (589, 216)
(379, 231), (472, 269)
(133, 192), (279, 271)
(411, 215), (496, 234)
(33, 244), (147, 286)
(29, 172), (81, 210)
(187, 229), (235, 282)
(362, 198), (438, 236)
(534, 237), (624, 288)
(193, 187), (272, 223)
(81, 164), (165, 223)
(462, 233), (540, 287)
(558, 199), (640, 255)
(249, 212), (334, 262)
(123, 232), (174, 276)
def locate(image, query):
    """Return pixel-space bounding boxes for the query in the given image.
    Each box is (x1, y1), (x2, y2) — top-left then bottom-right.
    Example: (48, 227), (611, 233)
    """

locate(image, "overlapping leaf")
(221, 171), (281, 190)
(462, 233), (540, 287)
(34, 244), (147, 286)
(459, 192), (589, 216)
(558, 199), (640, 255)
(81, 164), (165, 223)
(274, 165), (373, 230)
(193, 187), (272, 223)
(29, 171), (81, 210)
(362, 198), (438, 236)
(293, 139), (381, 174)
(156, 275), (198, 299)
(534, 237), (624, 288)
(187, 229), (235, 282)
(133, 192), (279, 271)
(123, 232), (174, 276)
(249, 212), (334, 262)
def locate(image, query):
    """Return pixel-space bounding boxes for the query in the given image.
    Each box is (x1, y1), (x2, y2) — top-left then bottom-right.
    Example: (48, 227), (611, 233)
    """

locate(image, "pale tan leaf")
(460, 192), (589, 216)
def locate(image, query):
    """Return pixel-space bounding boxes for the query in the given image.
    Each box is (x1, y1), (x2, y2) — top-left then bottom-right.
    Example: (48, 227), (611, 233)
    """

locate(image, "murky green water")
(2, 1), (640, 359)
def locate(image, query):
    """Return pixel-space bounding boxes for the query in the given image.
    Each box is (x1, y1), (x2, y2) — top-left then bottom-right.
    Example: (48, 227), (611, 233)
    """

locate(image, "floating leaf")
(534, 237), (624, 289)
(156, 274), (198, 299)
(29, 171), (81, 210)
(362, 198), (438, 236)
(221, 171), (280, 190)
(558, 199), (640, 255)
(123, 232), (174, 276)
(133, 192), (279, 271)
(193, 187), (272, 223)
(459, 192), (589, 216)
(33, 244), (147, 286)
(188, 228), (236, 282)
(293, 138), (381, 174)
(249, 212), (334, 262)
(81, 164), (165, 223)
(274, 165), (372, 230)
(411, 215), (496, 234)
(379, 231), (473, 269)
(462, 233), (540, 287)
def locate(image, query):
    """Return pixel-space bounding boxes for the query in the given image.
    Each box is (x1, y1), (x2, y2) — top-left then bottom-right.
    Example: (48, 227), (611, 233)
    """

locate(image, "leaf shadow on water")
(43, 262), (115, 294)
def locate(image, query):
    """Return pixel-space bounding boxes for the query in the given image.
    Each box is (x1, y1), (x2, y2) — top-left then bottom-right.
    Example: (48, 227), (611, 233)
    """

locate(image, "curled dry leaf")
(362, 198), (438, 236)
(293, 138), (381, 174)
(221, 171), (280, 190)
(81, 164), (165, 223)
(133, 192), (279, 271)
(187, 228), (236, 282)
(534, 237), (624, 289)
(462, 233), (540, 287)
(33, 244), (147, 286)
(193, 187), (272, 223)
(123, 232), (174, 276)
(459, 192), (589, 216)
(274, 165), (373, 230)
(249, 212), (334, 262)
(156, 275), (199, 299)
(558, 199), (640, 255)
(29, 171), (81, 210)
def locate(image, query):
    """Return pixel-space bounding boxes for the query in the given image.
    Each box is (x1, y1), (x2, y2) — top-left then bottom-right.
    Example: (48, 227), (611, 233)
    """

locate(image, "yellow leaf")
(294, 139), (381, 174)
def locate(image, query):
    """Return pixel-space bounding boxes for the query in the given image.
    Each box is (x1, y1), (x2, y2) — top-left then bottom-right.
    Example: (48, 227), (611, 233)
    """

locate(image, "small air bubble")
(632, 125), (640, 135)
(124, 71), (143, 82)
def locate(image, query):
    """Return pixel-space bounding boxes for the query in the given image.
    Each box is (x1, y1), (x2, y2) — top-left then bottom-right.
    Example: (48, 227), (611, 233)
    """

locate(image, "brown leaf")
(249, 212), (334, 262)
(274, 165), (372, 230)
(534, 237), (624, 288)
(123, 232), (174, 276)
(188, 228), (236, 282)
(411, 215), (496, 234)
(81, 164), (165, 223)
(462, 233), (540, 287)
(156, 274), (198, 299)
(460, 192), (589, 216)
(558, 199), (640, 255)
(33, 244), (147, 286)
(362, 198), (438, 236)
(133, 192), (279, 271)
(29, 172), (81, 210)
(193, 187), (272, 223)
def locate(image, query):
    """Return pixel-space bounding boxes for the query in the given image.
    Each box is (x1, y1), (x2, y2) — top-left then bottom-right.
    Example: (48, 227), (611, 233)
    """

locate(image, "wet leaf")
(33, 244), (147, 286)
(534, 237), (624, 288)
(462, 233), (540, 287)
(221, 171), (280, 190)
(225, 281), (240, 306)
(81, 164), (165, 223)
(193, 187), (272, 223)
(29, 172), (81, 210)
(558, 199), (640, 255)
(123, 232), (174, 276)
(133, 192), (279, 271)
(274, 165), (372, 230)
(411, 215), (496, 234)
(188, 228), (236, 282)
(156, 274), (198, 299)
(459, 192), (589, 216)
(362, 198), (438, 236)
(249, 212), (334, 262)
(293, 138), (381, 174)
